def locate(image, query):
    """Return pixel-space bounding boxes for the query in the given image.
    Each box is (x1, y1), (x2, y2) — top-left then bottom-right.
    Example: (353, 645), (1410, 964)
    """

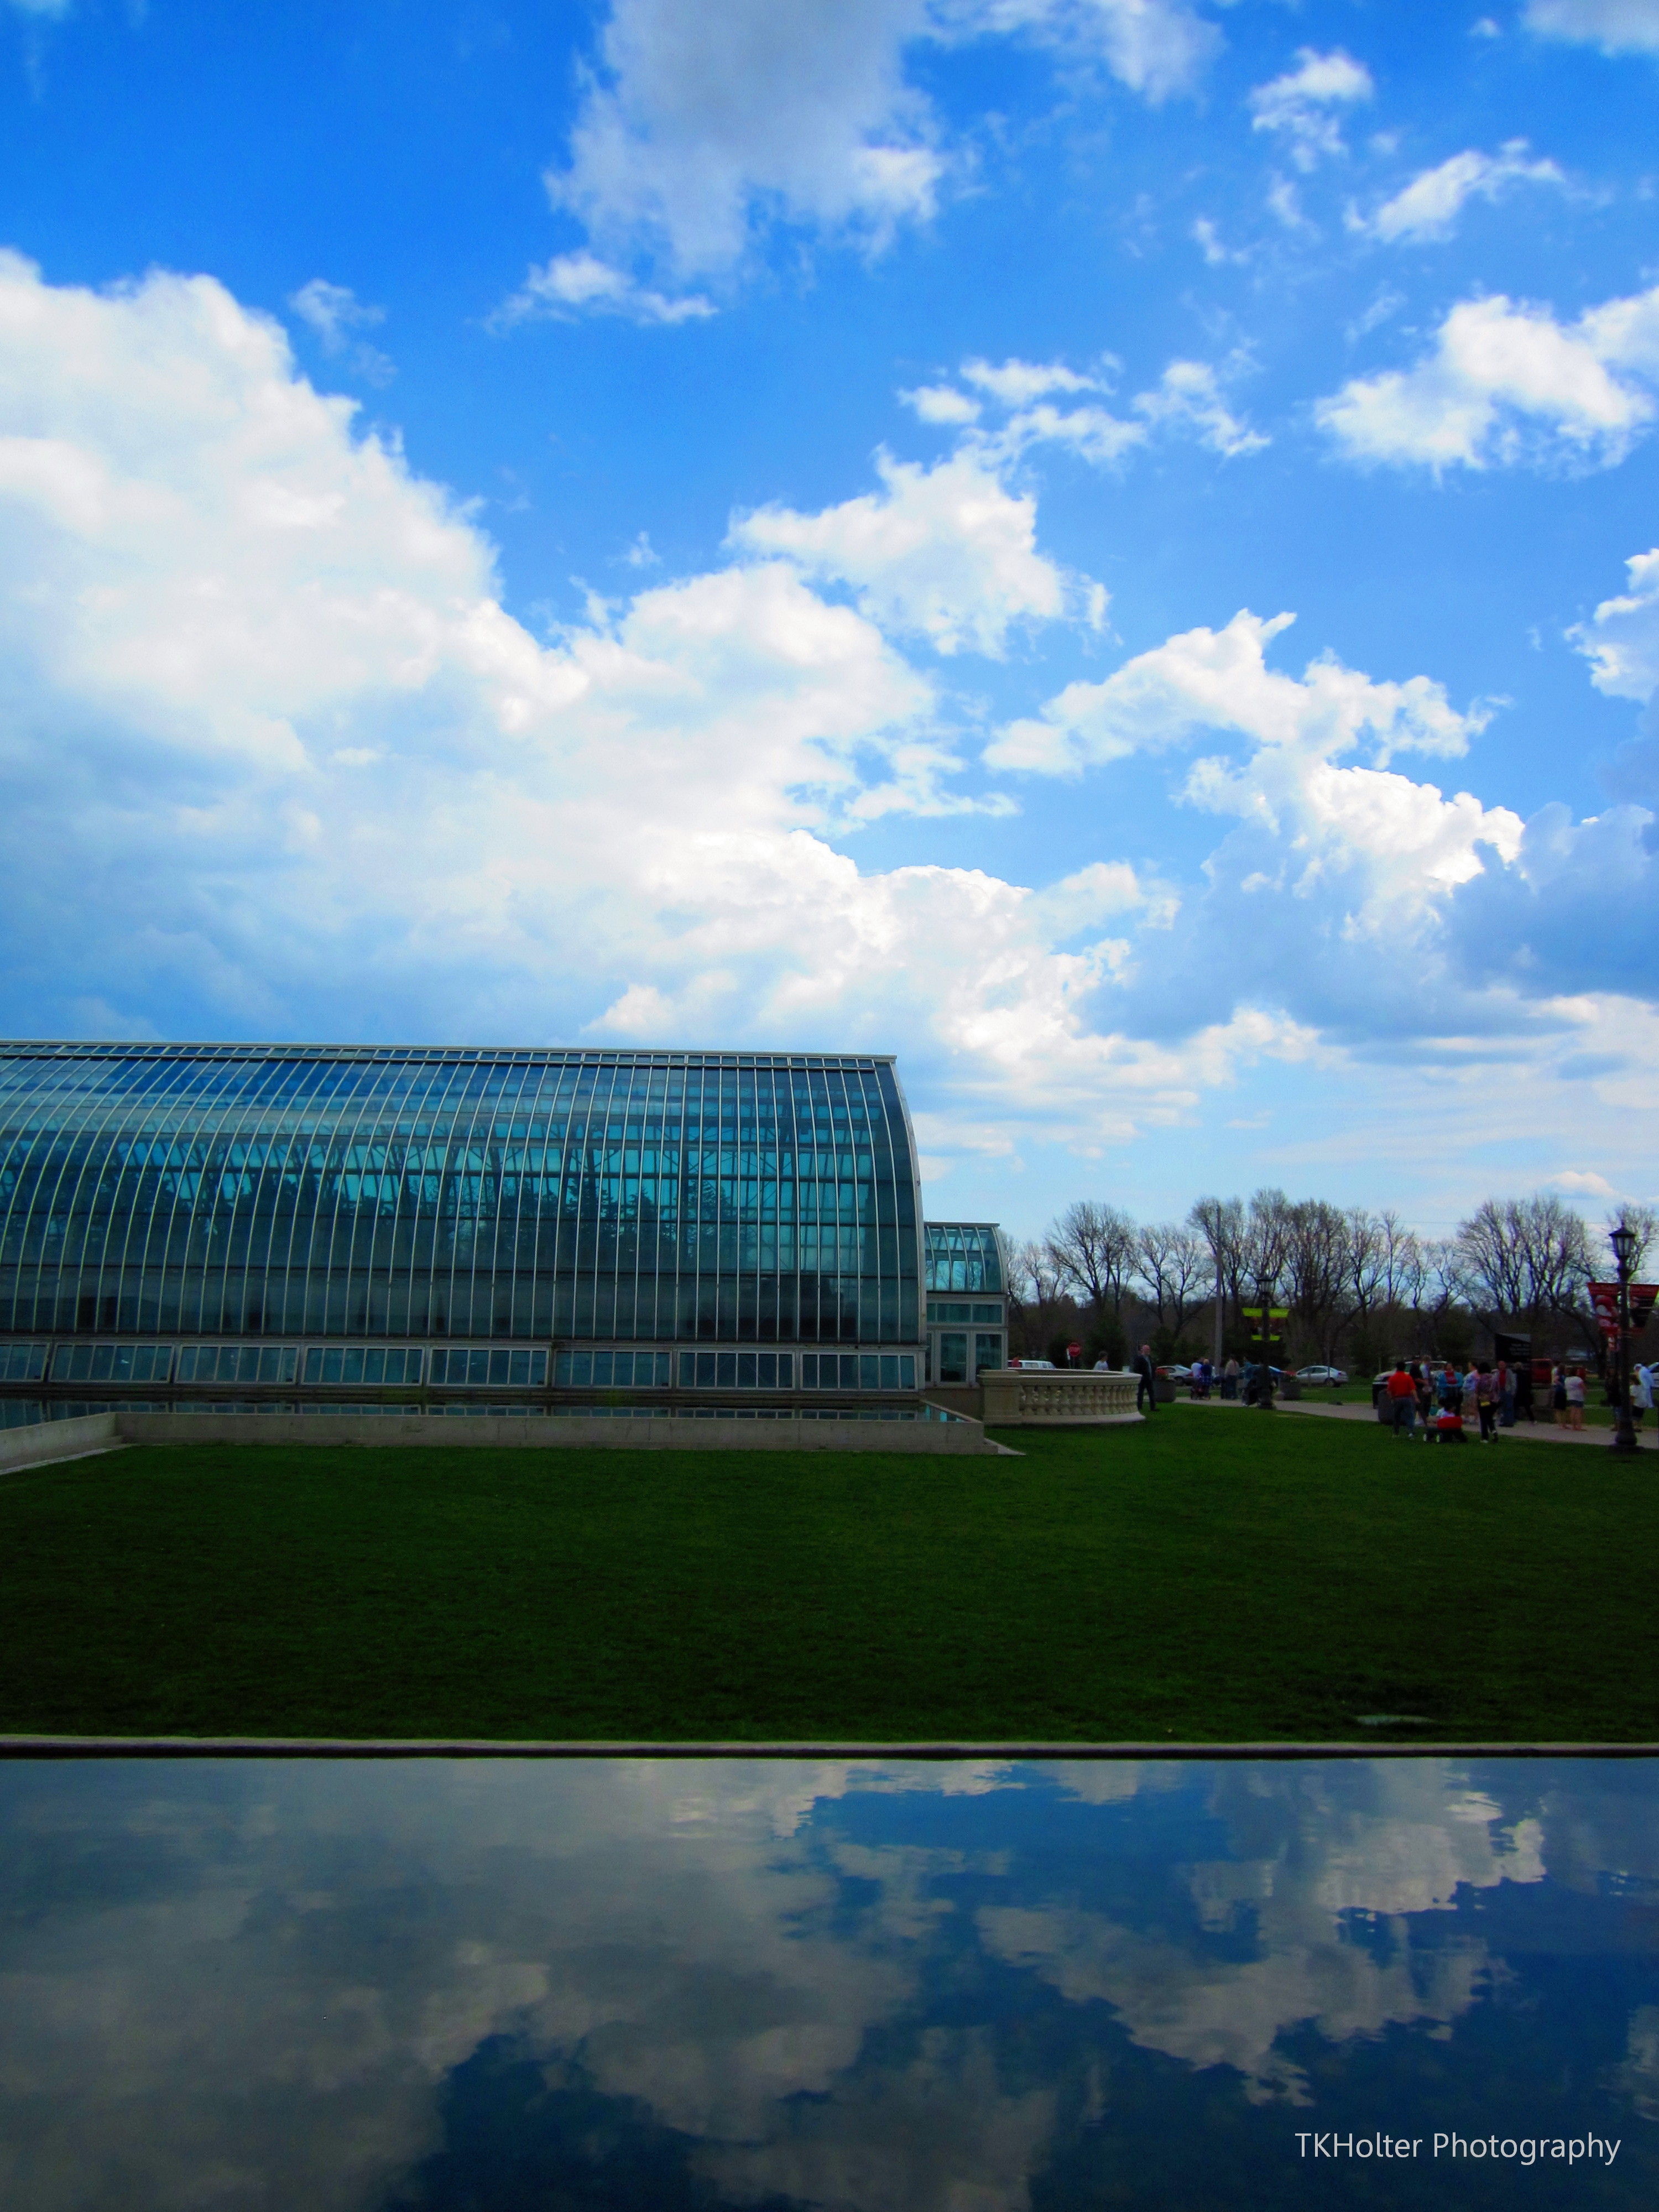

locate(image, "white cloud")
(989, 608), (1488, 775)
(0, 249), (1304, 1162)
(1524, 0), (1659, 54)
(1131, 359), (1267, 456)
(542, 0), (1219, 291)
(1248, 47), (1374, 171)
(912, 353), (1264, 468)
(287, 278), (395, 387)
(1316, 280), (1659, 471)
(900, 383), (982, 424)
(1359, 140), (1567, 243)
(1572, 546), (1659, 698)
(961, 355), (1102, 405)
(729, 448), (1072, 655)
(493, 248), (716, 326)
(1191, 215), (1249, 265)
(987, 611), (1515, 958)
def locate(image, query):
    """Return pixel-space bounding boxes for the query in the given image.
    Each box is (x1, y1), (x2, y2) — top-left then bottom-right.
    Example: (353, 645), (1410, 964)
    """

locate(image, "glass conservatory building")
(0, 1042), (933, 1418)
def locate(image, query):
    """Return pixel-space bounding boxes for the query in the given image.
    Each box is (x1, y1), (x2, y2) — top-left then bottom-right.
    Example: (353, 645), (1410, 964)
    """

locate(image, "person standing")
(1134, 1343), (1157, 1415)
(1634, 1363), (1652, 1434)
(1475, 1363), (1498, 1443)
(1565, 1366), (1586, 1431)
(1222, 1355), (1239, 1400)
(1552, 1365), (1568, 1425)
(1385, 1360), (1417, 1439)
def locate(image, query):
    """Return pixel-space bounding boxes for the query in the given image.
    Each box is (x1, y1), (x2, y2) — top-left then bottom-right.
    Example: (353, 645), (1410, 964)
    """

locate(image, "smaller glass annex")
(923, 1222), (1008, 1384)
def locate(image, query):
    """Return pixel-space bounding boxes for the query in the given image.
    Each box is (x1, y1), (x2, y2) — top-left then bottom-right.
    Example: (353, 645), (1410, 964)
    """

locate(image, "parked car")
(1157, 1364), (1193, 1383)
(1008, 1358), (1056, 1370)
(1295, 1364), (1348, 1385)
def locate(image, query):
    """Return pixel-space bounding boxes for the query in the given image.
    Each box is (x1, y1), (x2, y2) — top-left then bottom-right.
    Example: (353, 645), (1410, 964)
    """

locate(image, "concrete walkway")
(1173, 1395), (1657, 1448)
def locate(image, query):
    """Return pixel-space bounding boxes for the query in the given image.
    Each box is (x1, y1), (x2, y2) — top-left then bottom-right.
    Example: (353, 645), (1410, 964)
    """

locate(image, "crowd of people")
(1380, 1358), (1655, 1443)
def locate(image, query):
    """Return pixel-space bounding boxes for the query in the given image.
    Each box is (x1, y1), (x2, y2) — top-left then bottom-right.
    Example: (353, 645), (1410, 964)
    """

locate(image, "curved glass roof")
(0, 1045), (924, 1345)
(924, 1222), (1004, 1293)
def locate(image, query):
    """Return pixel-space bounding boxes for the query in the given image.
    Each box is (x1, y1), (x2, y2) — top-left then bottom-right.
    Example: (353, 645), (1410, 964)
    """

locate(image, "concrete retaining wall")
(0, 1410), (121, 1473)
(113, 1410), (1001, 1455)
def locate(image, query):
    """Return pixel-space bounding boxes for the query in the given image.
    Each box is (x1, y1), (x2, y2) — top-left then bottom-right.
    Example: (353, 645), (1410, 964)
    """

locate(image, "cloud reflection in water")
(0, 1757), (1653, 2209)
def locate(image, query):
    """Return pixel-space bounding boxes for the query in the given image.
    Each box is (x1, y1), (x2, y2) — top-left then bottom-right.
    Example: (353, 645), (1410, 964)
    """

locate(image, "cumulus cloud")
(1524, 0), (1659, 54)
(728, 448), (1072, 655)
(988, 608), (1490, 777)
(1316, 280), (1659, 471)
(492, 248), (716, 326)
(1357, 140), (1567, 243)
(1248, 47), (1373, 171)
(0, 249), (1301, 1161)
(539, 0), (1219, 301)
(1572, 545), (1659, 699)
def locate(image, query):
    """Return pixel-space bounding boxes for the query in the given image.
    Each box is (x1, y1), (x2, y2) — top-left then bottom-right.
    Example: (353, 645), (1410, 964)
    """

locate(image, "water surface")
(1, 1756), (1654, 2207)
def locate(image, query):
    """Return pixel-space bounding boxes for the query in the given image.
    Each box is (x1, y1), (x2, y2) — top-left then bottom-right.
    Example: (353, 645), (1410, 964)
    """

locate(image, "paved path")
(1172, 1395), (1657, 1449)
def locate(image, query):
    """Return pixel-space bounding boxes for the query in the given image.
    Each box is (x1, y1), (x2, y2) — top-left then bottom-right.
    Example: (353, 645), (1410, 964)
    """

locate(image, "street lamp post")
(1609, 1222), (1638, 1458)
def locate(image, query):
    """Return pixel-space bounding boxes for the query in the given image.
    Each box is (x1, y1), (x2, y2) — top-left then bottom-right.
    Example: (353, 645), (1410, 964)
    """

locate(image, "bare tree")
(1133, 1222), (1211, 1343)
(1046, 1201), (1138, 1315)
(1188, 1193), (1246, 1345)
(1606, 1205), (1659, 1279)
(1455, 1194), (1593, 1332)
(1005, 1237), (1067, 1357)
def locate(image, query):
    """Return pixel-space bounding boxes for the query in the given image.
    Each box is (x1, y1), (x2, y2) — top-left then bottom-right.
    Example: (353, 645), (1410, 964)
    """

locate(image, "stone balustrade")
(977, 1367), (1140, 1426)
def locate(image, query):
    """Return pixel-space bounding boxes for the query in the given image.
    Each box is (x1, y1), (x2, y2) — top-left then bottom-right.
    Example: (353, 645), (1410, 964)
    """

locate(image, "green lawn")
(1, 1412), (1653, 1743)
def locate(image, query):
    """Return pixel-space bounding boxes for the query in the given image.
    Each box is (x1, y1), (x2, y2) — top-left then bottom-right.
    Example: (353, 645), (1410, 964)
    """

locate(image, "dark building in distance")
(0, 1041), (1005, 1420)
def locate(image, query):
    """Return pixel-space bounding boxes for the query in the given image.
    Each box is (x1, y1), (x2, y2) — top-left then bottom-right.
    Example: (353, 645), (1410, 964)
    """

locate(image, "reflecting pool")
(1, 1757), (1655, 2208)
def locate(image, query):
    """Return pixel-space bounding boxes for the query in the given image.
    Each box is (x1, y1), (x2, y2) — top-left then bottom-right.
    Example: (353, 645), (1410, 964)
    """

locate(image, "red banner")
(1588, 1282), (1659, 1336)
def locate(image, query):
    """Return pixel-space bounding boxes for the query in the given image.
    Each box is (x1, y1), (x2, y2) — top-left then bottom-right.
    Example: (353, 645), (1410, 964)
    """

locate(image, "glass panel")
(509, 1350), (530, 1385)
(468, 1350), (488, 1384)
(281, 1348), (298, 1383)
(975, 1333), (1002, 1374)
(572, 1351), (591, 1386)
(859, 1355), (878, 1390)
(677, 1352), (693, 1387)
(939, 1333), (968, 1384)
(900, 1355), (914, 1389)
(321, 1349), (344, 1385)
(840, 1354), (858, 1389)
(363, 1349), (385, 1385)
(488, 1350), (509, 1385)
(778, 1353), (793, 1387)
(800, 1354), (816, 1387)
(303, 1349), (323, 1384)
(236, 1348), (258, 1383)
(758, 1353), (775, 1389)
(880, 1355), (898, 1390)
(592, 1352), (612, 1386)
(111, 1346), (135, 1380)
(258, 1348), (281, 1383)
(70, 1347), (92, 1382)
(716, 1352), (737, 1388)
(695, 1352), (715, 1388)
(737, 1353), (756, 1388)
(90, 1345), (114, 1381)
(428, 1350), (448, 1385)
(175, 1348), (196, 1383)
(529, 1350), (547, 1385)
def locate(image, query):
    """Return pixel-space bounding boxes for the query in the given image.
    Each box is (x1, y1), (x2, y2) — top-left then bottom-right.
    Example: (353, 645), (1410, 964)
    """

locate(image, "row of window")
(926, 1301), (1004, 1324)
(13, 1340), (921, 1392)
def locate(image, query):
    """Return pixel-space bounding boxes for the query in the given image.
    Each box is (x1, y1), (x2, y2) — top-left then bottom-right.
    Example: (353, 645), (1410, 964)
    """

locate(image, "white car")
(1295, 1364), (1348, 1385)
(1009, 1358), (1056, 1369)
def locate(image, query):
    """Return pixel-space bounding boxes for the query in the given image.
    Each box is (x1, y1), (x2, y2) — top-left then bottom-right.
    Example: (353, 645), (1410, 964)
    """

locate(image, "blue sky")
(3, 0), (1658, 1238)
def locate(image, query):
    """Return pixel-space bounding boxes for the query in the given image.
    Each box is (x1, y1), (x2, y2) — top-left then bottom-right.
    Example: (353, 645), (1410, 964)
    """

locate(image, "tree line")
(1005, 1191), (1658, 1373)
